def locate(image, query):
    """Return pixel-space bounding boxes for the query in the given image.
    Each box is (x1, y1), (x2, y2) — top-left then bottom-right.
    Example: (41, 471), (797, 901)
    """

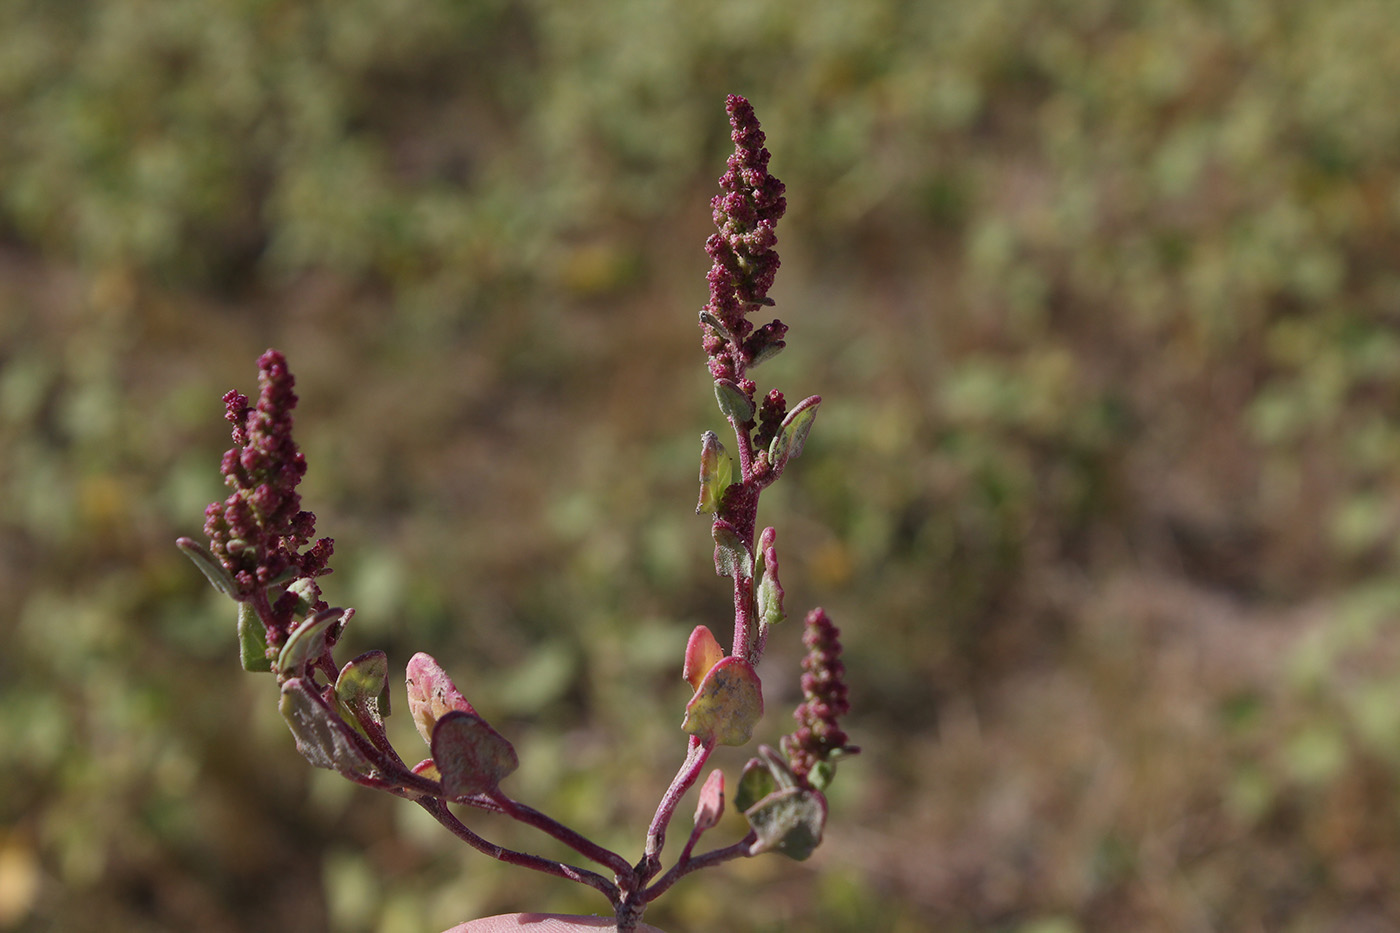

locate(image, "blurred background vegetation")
(4, 0), (1400, 930)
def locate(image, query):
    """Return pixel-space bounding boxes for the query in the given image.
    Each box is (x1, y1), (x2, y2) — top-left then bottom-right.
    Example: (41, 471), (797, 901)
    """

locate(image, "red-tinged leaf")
(744, 786), (827, 861)
(768, 395), (820, 474)
(336, 650), (390, 734)
(279, 678), (376, 782)
(431, 709), (518, 798)
(682, 656), (763, 747)
(753, 527), (785, 630)
(277, 607), (349, 676)
(683, 625), (726, 691)
(694, 768), (725, 830)
(405, 652), (477, 745)
(412, 758), (441, 782)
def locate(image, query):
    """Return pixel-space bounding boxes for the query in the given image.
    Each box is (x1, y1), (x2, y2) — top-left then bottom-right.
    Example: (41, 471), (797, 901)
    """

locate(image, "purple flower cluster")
(701, 94), (789, 385)
(201, 349), (333, 638)
(783, 609), (856, 783)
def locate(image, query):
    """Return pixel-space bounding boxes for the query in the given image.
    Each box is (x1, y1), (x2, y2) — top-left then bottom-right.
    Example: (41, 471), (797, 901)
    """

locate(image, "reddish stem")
(417, 798), (621, 904)
(489, 791), (636, 881)
(643, 831), (758, 901)
(639, 736), (715, 881)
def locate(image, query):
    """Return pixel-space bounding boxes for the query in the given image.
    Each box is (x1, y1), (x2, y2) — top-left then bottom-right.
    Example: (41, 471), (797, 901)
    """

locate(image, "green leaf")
(714, 378), (755, 423)
(712, 520), (752, 580)
(336, 650), (390, 733)
(745, 786), (827, 860)
(176, 537), (237, 597)
(237, 602), (272, 672)
(735, 757), (776, 812)
(279, 678), (376, 781)
(682, 656), (763, 747)
(405, 652), (477, 745)
(695, 431), (733, 515)
(431, 709), (519, 798)
(276, 607), (347, 676)
(768, 395), (821, 474)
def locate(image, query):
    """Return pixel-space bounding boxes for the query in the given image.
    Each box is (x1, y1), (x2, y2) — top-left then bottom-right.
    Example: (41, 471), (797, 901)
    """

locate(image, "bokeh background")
(4, 1), (1400, 930)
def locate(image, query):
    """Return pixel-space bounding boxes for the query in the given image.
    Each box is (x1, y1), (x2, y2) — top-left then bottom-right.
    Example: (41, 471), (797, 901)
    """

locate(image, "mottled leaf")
(279, 678), (376, 781)
(682, 656), (763, 747)
(712, 520), (752, 580)
(745, 786), (827, 861)
(431, 709), (518, 798)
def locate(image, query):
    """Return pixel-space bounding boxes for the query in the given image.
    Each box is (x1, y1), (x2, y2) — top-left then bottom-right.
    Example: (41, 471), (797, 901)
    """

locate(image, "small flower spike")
(783, 609), (859, 787)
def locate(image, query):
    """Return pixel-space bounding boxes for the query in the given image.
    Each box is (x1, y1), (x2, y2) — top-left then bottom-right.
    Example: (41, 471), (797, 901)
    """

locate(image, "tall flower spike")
(782, 609), (858, 786)
(701, 95), (788, 383)
(202, 349), (333, 633)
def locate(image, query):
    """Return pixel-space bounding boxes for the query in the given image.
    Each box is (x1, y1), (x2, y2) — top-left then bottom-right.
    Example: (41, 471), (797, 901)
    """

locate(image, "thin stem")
(489, 791), (636, 881)
(639, 736), (715, 881)
(643, 831), (757, 901)
(417, 798), (621, 905)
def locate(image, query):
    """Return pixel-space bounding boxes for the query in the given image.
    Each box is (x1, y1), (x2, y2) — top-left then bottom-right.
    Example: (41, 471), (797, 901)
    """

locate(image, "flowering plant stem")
(178, 95), (856, 933)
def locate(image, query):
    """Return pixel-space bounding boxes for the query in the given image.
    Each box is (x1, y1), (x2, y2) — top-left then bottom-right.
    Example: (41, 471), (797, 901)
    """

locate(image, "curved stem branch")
(643, 831), (757, 901)
(417, 798), (620, 905)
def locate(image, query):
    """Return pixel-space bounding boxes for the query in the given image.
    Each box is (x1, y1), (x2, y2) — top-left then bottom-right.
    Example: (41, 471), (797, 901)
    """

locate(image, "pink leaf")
(694, 768), (726, 830)
(683, 625), (726, 691)
(406, 652), (477, 746)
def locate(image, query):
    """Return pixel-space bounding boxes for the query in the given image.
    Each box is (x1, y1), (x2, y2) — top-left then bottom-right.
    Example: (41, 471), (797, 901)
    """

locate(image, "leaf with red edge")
(405, 651), (477, 745)
(277, 607), (348, 676)
(768, 395), (820, 474)
(336, 650), (390, 737)
(683, 625), (726, 691)
(682, 656), (763, 746)
(753, 527), (785, 631)
(694, 768), (725, 831)
(431, 709), (518, 798)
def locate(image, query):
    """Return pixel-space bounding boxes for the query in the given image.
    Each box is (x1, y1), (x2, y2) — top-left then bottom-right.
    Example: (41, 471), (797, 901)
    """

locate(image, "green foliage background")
(4, 1), (1400, 930)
